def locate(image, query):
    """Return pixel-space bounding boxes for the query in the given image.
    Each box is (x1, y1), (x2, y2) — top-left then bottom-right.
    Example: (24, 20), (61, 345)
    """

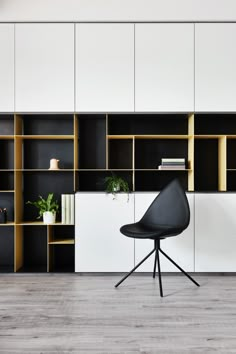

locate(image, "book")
(61, 194), (66, 224)
(158, 165), (186, 170)
(70, 194), (75, 225)
(65, 194), (70, 224)
(161, 158), (185, 162)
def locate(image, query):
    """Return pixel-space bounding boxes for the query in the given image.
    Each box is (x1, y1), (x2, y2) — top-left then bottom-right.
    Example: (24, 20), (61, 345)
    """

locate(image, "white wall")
(0, 0), (236, 22)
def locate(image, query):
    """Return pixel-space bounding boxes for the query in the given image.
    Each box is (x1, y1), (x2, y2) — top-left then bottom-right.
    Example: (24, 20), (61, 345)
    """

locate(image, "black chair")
(115, 179), (200, 297)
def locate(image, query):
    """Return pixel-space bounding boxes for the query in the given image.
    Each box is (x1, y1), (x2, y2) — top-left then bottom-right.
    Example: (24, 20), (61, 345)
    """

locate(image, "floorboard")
(0, 274), (236, 353)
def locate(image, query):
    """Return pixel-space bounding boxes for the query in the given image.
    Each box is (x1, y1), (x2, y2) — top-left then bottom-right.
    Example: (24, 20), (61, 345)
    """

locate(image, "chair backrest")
(140, 179), (190, 231)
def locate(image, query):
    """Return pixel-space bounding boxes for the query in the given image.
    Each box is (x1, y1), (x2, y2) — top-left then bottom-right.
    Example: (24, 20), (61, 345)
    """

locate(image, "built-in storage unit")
(75, 193), (134, 272)
(0, 113), (76, 273)
(135, 24), (194, 112)
(195, 24), (236, 112)
(75, 24), (134, 112)
(0, 24), (14, 112)
(15, 24), (74, 112)
(195, 194), (236, 272)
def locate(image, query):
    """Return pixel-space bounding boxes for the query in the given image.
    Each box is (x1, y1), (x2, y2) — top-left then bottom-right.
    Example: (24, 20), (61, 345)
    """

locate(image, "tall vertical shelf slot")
(13, 114), (75, 272)
(0, 114), (15, 272)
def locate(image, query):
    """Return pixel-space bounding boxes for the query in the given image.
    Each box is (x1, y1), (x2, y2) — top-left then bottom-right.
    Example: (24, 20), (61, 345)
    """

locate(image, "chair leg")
(159, 248), (200, 287)
(156, 248), (163, 297)
(115, 247), (156, 288)
(153, 249), (157, 279)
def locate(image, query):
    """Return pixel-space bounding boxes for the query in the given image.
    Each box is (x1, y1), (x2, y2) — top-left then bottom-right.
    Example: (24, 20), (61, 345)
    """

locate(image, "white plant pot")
(43, 211), (56, 224)
(113, 185), (120, 192)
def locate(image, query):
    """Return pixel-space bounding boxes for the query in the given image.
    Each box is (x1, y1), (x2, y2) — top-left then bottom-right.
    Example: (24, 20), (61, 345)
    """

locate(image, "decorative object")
(104, 173), (129, 200)
(0, 208), (7, 224)
(26, 193), (59, 224)
(48, 158), (60, 170)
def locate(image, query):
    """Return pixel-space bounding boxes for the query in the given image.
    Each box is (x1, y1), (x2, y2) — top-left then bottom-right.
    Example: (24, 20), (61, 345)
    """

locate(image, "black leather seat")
(115, 179), (200, 297)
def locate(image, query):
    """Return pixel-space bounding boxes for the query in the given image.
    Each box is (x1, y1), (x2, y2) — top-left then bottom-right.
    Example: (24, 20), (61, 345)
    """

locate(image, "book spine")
(65, 194), (70, 225)
(61, 194), (66, 224)
(70, 194), (75, 225)
(161, 158), (185, 163)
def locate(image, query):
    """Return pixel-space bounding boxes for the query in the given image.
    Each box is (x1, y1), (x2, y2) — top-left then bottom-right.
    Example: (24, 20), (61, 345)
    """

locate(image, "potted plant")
(26, 193), (59, 224)
(104, 173), (130, 200)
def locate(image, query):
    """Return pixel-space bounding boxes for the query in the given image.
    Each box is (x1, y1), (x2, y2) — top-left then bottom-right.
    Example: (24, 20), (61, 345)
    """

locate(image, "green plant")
(26, 193), (59, 219)
(104, 173), (129, 200)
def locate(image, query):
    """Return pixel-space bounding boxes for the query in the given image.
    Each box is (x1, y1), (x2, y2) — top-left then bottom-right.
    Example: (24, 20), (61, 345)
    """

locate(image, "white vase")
(43, 211), (56, 224)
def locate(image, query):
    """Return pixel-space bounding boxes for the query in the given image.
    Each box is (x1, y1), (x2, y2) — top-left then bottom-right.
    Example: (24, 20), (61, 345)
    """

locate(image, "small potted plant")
(104, 173), (130, 200)
(27, 193), (59, 224)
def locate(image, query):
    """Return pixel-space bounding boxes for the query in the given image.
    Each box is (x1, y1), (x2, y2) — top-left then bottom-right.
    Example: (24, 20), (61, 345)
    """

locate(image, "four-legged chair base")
(115, 239), (200, 297)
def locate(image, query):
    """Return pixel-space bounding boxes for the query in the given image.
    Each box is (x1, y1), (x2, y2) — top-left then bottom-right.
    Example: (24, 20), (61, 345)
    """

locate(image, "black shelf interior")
(51, 244), (74, 272)
(109, 139), (133, 169)
(0, 226), (14, 272)
(0, 115), (14, 135)
(227, 139), (236, 169)
(135, 139), (188, 169)
(0, 171), (14, 190)
(22, 226), (47, 273)
(108, 114), (189, 135)
(22, 114), (74, 135)
(23, 140), (74, 169)
(194, 139), (218, 191)
(0, 192), (14, 221)
(135, 171), (188, 191)
(227, 172), (236, 191)
(78, 171), (133, 192)
(0, 139), (14, 169)
(79, 115), (106, 169)
(23, 172), (74, 221)
(195, 114), (236, 135)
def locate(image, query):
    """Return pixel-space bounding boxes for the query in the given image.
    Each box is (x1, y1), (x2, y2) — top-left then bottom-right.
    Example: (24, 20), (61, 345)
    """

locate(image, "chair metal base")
(115, 239), (200, 297)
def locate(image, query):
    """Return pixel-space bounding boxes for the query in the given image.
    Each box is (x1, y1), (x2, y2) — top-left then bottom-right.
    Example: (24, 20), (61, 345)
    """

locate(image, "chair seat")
(120, 222), (182, 240)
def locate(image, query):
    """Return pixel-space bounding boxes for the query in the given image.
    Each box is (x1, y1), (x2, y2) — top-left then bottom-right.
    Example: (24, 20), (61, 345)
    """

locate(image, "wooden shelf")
(48, 239), (74, 245)
(108, 134), (191, 140)
(194, 135), (226, 139)
(17, 222), (74, 226)
(0, 190), (15, 193)
(0, 222), (15, 226)
(15, 135), (74, 140)
(0, 135), (14, 139)
(135, 169), (191, 172)
(16, 169), (74, 172)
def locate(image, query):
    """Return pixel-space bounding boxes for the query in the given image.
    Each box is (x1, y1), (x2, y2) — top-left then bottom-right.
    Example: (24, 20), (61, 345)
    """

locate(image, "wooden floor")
(1, 274), (236, 353)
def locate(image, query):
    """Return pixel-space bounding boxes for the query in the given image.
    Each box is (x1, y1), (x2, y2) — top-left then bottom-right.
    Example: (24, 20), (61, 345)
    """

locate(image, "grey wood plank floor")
(0, 274), (236, 354)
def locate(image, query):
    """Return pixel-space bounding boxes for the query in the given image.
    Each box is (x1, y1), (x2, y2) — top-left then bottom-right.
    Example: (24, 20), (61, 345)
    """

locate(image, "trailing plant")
(26, 193), (59, 219)
(104, 173), (130, 200)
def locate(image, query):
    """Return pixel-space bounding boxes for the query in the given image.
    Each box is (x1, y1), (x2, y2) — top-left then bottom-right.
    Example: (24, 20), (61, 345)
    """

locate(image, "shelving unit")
(1, 112), (236, 272)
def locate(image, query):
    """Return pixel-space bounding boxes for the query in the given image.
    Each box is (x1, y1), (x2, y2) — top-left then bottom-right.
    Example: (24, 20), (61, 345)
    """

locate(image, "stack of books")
(158, 158), (186, 170)
(61, 194), (75, 224)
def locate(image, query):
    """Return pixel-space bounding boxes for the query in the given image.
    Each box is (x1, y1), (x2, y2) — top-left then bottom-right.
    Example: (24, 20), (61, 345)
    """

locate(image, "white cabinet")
(195, 24), (236, 112)
(75, 193), (134, 272)
(75, 24), (134, 112)
(195, 194), (236, 272)
(134, 193), (194, 272)
(15, 24), (74, 112)
(135, 24), (194, 112)
(0, 24), (14, 112)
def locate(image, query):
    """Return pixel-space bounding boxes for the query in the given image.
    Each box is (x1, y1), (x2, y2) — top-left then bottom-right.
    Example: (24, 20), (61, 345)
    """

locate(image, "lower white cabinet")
(195, 194), (236, 272)
(134, 193), (194, 272)
(75, 193), (134, 272)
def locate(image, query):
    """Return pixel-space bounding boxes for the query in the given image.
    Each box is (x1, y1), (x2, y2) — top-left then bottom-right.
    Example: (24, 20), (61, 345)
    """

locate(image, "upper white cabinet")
(134, 193), (194, 272)
(135, 24), (194, 112)
(75, 193), (134, 272)
(75, 24), (134, 112)
(195, 24), (236, 112)
(0, 24), (14, 112)
(195, 194), (236, 272)
(15, 24), (74, 112)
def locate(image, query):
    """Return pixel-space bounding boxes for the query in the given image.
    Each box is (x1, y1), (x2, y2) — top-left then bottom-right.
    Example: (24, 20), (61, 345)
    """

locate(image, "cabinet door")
(195, 24), (236, 112)
(75, 193), (134, 272)
(195, 194), (236, 272)
(135, 193), (194, 272)
(15, 24), (74, 112)
(135, 24), (194, 112)
(0, 24), (14, 112)
(76, 24), (134, 112)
